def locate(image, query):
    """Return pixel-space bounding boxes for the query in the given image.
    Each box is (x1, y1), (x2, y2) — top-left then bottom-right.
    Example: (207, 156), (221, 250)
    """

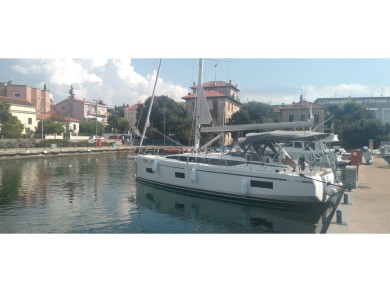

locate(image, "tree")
(0, 102), (24, 138)
(107, 105), (126, 133)
(227, 101), (275, 125)
(137, 95), (191, 145)
(37, 120), (65, 135)
(117, 117), (130, 133)
(327, 101), (389, 149)
(341, 119), (389, 149)
(80, 120), (105, 136)
(68, 85), (75, 99)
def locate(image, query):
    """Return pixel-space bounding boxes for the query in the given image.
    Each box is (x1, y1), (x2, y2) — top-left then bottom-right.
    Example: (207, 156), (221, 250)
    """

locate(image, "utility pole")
(93, 99), (98, 146)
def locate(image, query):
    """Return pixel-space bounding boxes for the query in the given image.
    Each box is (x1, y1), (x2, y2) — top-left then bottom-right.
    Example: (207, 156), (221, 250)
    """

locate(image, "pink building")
(0, 80), (52, 115)
(52, 96), (108, 125)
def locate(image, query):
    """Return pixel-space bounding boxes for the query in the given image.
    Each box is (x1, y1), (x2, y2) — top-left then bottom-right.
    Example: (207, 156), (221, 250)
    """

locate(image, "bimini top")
(238, 130), (330, 146)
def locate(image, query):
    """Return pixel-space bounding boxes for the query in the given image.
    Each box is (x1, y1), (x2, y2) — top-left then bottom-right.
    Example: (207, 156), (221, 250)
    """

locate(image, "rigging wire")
(136, 59), (160, 130)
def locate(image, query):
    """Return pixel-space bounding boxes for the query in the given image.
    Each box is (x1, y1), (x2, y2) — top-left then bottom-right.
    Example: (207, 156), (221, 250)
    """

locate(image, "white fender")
(324, 183), (338, 196)
(241, 179), (249, 196)
(152, 159), (159, 173)
(191, 168), (197, 182)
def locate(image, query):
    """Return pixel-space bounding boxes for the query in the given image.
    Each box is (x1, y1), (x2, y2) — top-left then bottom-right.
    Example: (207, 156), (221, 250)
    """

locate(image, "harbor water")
(0, 152), (342, 233)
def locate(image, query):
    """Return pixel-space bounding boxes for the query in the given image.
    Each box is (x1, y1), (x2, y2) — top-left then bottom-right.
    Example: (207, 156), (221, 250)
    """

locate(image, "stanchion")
(336, 210), (342, 224)
(343, 194), (349, 204)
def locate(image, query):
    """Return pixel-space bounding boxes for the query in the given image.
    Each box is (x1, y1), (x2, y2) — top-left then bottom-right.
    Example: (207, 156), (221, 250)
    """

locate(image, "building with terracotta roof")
(51, 95), (108, 125)
(181, 80), (242, 126)
(124, 103), (141, 130)
(274, 95), (327, 132)
(181, 80), (242, 145)
(36, 112), (81, 136)
(0, 96), (37, 135)
(0, 80), (53, 115)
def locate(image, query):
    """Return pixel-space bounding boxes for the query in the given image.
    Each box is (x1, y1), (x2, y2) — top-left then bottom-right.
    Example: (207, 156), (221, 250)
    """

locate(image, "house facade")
(36, 113), (81, 137)
(0, 96), (37, 135)
(124, 103), (140, 130)
(52, 96), (109, 125)
(0, 81), (53, 115)
(274, 95), (327, 132)
(181, 80), (242, 126)
(181, 80), (242, 145)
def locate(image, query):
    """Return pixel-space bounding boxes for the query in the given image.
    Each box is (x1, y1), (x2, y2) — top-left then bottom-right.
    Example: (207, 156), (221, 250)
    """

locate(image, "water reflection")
(0, 153), (342, 233)
(0, 153), (136, 233)
(135, 181), (341, 233)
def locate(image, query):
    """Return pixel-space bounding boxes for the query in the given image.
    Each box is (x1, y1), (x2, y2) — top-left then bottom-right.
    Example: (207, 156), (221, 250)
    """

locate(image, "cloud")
(0, 58), (189, 106)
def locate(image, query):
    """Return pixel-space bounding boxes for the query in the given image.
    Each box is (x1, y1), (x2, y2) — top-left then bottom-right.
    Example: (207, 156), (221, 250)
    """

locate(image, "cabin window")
(250, 180), (273, 189)
(175, 172), (185, 179)
(284, 142), (293, 148)
(146, 168), (153, 173)
(305, 142), (316, 150)
(294, 142), (303, 148)
(288, 114), (294, 122)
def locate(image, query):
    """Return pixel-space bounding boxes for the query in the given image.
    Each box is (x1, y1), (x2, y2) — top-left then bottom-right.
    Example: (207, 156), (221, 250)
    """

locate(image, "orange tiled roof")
(181, 90), (226, 99)
(36, 112), (81, 123)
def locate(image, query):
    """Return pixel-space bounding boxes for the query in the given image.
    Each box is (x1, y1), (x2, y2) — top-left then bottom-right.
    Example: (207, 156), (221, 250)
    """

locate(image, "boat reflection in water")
(135, 181), (342, 233)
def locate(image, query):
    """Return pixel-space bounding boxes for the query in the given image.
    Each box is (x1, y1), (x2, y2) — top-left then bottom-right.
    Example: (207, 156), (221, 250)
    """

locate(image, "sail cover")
(197, 85), (213, 125)
(238, 130), (331, 146)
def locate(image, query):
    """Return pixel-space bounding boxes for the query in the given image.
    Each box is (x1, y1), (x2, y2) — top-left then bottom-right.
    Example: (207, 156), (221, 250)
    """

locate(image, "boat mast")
(194, 58), (203, 152)
(139, 58), (163, 148)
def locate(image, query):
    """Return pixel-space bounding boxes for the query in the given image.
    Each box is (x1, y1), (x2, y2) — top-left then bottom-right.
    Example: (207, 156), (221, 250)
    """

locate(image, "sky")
(2, 58), (390, 108)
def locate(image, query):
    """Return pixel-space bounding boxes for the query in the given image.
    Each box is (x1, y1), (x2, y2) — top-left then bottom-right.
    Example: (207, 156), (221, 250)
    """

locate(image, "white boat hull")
(135, 155), (335, 204)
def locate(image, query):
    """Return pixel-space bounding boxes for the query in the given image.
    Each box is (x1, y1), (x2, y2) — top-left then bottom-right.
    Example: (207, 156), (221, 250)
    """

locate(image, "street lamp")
(93, 99), (98, 146)
(163, 108), (166, 147)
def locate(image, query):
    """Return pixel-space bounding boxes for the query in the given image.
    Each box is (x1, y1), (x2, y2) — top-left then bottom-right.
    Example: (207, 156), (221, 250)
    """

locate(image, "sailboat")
(134, 59), (343, 204)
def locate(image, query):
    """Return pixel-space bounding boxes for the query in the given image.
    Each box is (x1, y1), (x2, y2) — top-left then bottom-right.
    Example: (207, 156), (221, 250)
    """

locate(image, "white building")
(314, 96), (390, 124)
(0, 96), (37, 135)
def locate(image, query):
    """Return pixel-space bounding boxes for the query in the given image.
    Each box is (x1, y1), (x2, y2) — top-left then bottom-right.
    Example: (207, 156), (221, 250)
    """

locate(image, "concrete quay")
(327, 156), (390, 233)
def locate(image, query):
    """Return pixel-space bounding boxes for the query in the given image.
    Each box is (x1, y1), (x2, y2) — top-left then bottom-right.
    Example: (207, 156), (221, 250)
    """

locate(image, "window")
(73, 124), (77, 130)
(14, 91), (20, 97)
(314, 115), (319, 124)
(300, 114), (306, 121)
(28, 118), (32, 125)
(175, 172), (185, 179)
(288, 114), (294, 122)
(294, 142), (303, 148)
(305, 142), (316, 150)
(250, 180), (273, 189)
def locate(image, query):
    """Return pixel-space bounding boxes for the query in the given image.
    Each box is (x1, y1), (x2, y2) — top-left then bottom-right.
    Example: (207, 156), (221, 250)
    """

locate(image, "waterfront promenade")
(0, 144), (168, 160)
(328, 156), (390, 233)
